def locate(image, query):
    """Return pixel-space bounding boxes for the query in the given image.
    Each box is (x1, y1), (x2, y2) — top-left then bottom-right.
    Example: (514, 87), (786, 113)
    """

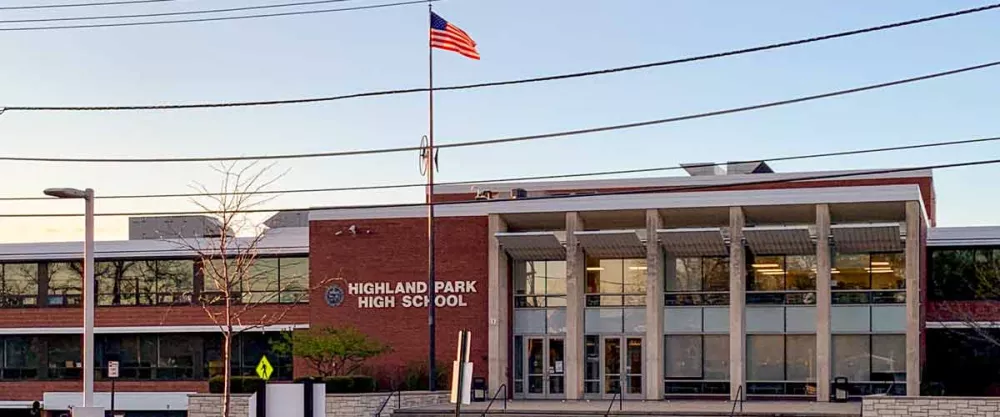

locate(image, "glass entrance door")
(600, 336), (643, 398)
(521, 337), (565, 399)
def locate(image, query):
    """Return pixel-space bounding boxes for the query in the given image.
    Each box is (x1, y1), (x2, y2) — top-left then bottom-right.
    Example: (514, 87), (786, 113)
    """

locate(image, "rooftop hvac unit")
(510, 188), (528, 199)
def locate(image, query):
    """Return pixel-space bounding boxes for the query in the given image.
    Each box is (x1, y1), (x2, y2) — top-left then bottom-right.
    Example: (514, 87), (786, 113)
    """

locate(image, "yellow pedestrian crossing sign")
(256, 356), (274, 381)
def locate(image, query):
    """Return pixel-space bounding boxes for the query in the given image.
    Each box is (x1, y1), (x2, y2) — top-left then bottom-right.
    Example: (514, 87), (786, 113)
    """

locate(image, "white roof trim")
(0, 401), (34, 409)
(434, 169), (932, 194)
(0, 227), (308, 261)
(926, 321), (1000, 329)
(311, 184), (923, 221)
(0, 323), (308, 335)
(928, 226), (1000, 247)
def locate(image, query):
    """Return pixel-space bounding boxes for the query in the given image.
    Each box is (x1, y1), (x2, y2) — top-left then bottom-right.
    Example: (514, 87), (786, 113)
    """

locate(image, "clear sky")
(0, 0), (997, 242)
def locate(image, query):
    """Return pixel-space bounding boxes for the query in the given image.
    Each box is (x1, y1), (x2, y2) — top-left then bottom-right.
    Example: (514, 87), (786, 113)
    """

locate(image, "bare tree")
(169, 162), (330, 417)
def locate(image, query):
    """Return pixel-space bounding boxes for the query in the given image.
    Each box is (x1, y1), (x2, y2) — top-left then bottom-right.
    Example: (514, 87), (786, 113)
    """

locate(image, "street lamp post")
(44, 188), (102, 417)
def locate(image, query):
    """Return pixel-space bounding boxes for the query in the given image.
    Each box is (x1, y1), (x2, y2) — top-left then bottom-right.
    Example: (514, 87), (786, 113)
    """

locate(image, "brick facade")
(0, 304), (309, 328)
(0, 380), (208, 401)
(309, 216), (489, 385)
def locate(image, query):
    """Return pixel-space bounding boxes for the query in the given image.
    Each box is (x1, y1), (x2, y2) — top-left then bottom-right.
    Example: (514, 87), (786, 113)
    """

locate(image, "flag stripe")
(430, 12), (479, 60)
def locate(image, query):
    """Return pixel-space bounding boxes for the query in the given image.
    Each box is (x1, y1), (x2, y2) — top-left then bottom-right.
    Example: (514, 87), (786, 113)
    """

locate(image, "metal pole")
(427, 0), (437, 392)
(83, 188), (95, 407)
(110, 379), (115, 416)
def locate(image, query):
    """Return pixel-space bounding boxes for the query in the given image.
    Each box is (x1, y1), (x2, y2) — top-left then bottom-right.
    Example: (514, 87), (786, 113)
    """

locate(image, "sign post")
(450, 330), (472, 416)
(107, 361), (119, 416)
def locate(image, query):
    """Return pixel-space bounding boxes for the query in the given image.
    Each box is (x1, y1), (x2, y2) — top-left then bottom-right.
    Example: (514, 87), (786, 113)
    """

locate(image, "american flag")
(430, 12), (479, 60)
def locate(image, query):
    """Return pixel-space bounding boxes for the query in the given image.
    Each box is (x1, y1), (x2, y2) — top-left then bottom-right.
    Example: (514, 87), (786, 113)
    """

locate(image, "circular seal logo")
(324, 284), (345, 307)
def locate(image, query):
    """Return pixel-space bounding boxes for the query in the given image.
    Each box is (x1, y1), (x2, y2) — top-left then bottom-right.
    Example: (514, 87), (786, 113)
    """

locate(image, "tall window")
(514, 261), (566, 308)
(929, 247), (1000, 300)
(665, 257), (729, 306)
(832, 334), (905, 395)
(746, 335), (816, 395)
(0, 336), (38, 379)
(748, 254), (817, 304)
(833, 253), (905, 304)
(0, 263), (38, 307)
(585, 258), (646, 307)
(48, 262), (82, 306)
(202, 257), (308, 305)
(47, 335), (82, 379)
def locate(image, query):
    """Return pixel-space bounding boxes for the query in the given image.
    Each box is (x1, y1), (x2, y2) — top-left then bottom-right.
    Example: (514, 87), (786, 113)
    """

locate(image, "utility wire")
(0, 0), (432, 32)
(2, 134), (998, 201)
(0, 0), (362, 25)
(2, 2), (997, 110)
(1, 59), (997, 163)
(0, 0), (176, 11)
(0, 158), (995, 218)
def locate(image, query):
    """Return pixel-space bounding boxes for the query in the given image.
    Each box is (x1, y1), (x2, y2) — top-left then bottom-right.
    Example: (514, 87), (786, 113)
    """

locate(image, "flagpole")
(426, 0), (438, 393)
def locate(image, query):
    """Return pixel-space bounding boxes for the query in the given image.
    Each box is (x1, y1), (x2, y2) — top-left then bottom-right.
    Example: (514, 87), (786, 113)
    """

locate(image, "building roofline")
(0, 226), (308, 261)
(433, 168), (933, 195)
(310, 184), (924, 221)
(928, 226), (1000, 247)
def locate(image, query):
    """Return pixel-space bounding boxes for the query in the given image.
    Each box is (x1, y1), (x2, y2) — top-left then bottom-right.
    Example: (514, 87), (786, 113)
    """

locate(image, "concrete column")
(905, 201), (922, 396)
(644, 209), (664, 400)
(728, 207), (747, 400)
(815, 204), (832, 401)
(565, 212), (586, 400)
(487, 214), (509, 395)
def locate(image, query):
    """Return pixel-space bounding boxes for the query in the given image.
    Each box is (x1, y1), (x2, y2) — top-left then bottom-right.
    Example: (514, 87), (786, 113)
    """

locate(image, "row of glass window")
(0, 257), (308, 308)
(515, 252), (905, 308)
(928, 247), (1000, 300)
(662, 334), (904, 382)
(0, 333), (292, 380)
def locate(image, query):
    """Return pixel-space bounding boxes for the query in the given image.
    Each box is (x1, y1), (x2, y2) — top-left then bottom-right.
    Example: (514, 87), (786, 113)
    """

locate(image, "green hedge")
(209, 376), (266, 394)
(324, 375), (377, 393)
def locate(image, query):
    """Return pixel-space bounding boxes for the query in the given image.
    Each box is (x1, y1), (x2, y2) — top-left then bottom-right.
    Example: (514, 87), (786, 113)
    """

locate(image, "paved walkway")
(408, 399), (861, 416)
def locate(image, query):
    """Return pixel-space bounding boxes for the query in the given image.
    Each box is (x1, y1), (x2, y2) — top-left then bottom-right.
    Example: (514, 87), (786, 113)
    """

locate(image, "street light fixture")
(44, 188), (102, 417)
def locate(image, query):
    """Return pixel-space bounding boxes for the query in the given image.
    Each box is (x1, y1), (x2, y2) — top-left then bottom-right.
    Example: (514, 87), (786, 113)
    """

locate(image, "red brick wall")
(926, 301), (1000, 321)
(0, 304), (309, 329)
(309, 216), (489, 386)
(0, 380), (208, 401)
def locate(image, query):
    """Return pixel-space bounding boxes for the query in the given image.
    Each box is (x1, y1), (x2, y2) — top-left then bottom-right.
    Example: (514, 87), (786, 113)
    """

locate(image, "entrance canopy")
(496, 231), (565, 260)
(575, 230), (646, 258)
(657, 228), (729, 257)
(831, 223), (905, 253)
(743, 225), (814, 255)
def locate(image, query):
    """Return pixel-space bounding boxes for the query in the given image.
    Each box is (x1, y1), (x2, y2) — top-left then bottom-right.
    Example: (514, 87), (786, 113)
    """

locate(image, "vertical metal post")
(426, 0), (438, 393)
(110, 379), (115, 416)
(454, 331), (468, 417)
(83, 188), (95, 408)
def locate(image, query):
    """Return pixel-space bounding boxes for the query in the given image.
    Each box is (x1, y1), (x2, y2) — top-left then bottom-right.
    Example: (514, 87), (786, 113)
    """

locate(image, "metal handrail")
(374, 389), (402, 417)
(604, 391), (622, 417)
(730, 385), (744, 417)
(480, 383), (507, 416)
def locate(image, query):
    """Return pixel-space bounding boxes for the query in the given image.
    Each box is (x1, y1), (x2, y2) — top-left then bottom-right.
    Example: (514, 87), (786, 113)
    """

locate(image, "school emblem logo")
(325, 284), (345, 307)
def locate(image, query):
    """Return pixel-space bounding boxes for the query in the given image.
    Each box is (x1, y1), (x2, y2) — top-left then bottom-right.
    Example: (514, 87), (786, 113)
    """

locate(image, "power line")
(0, 0), (362, 25)
(0, 0), (432, 32)
(0, 0), (176, 11)
(0, 158), (997, 218)
(1, 59), (997, 163)
(2, 134), (998, 201)
(3, 2), (997, 110)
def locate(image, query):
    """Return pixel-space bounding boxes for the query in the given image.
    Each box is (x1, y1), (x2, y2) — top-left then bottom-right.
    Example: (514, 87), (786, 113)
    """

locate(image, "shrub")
(209, 376), (266, 394)
(323, 375), (377, 393)
(400, 362), (449, 391)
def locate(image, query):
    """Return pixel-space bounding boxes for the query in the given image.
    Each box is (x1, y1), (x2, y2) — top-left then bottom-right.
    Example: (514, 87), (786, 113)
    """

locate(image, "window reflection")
(585, 258), (646, 306)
